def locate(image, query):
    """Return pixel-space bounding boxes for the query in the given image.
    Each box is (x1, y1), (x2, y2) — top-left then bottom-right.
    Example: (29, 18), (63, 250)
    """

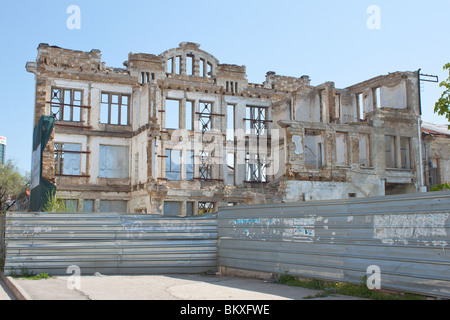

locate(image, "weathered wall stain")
(374, 213), (449, 246)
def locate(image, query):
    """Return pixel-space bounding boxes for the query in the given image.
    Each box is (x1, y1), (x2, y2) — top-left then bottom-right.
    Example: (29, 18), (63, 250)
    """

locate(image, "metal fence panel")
(3, 213), (217, 276)
(0, 214), (5, 271)
(218, 191), (450, 298)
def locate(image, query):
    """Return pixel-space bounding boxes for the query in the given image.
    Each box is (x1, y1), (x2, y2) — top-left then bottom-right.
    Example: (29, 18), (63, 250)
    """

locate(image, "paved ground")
(0, 278), (15, 300)
(5, 274), (364, 300)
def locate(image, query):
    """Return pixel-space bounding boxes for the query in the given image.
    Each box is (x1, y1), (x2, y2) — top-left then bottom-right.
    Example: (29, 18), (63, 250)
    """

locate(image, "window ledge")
(244, 180), (269, 184)
(56, 174), (90, 178)
(336, 165), (351, 169)
(385, 168), (413, 172)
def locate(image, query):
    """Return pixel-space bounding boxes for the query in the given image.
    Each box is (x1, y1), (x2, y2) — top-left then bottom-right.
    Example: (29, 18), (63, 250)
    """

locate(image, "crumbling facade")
(26, 42), (426, 214)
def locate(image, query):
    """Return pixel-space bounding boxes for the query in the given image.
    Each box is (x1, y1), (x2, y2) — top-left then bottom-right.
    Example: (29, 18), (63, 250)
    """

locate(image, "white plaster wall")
(380, 80), (407, 109)
(283, 178), (384, 203)
(295, 92), (318, 122)
(88, 136), (131, 184)
(131, 132), (148, 185)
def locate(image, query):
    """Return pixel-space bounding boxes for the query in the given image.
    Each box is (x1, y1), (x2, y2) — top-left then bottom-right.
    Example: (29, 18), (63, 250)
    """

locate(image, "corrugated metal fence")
(1, 191), (449, 298)
(1, 213), (217, 275)
(218, 191), (450, 298)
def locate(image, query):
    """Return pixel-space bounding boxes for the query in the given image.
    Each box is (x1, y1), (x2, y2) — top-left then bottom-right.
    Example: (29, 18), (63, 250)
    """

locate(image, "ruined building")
(421, 122), (450, 189)
(26, 42), (427, 214)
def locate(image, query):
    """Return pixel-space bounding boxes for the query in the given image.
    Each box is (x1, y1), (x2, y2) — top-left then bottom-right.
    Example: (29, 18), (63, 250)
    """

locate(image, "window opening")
(99, 145), (129, 178)
(51, 88), (82, 122)
(245, 106), (269, 135)
(186, 101), (193, 131)
(245, 153), (267, 182)
(227, 153), (235, 186)
(186, 55), (194, 76)
(198, 151), (213, 181)
(199, 58), (205, 77)
(198, 202), (214, 215)
(165, 99), (180, 129)
(227, 104), (235, 142)
(186, 150), (194, 181)
(305, 130), (325, 169)
(357, 93), (364, 120)
(198, 102), (213, 133)
(167, 58), (173, 73)
(165, 149), (181, 181)
(100, 93), (130, 126)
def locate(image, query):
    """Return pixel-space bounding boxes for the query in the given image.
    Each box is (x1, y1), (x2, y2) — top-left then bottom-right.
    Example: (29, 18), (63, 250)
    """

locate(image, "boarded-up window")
(54, 143), (81, 176)
(100, 200), (127, 213)
(186, 202), (194, 217)
(63, 200), (78, 212)
(428, 158), (440, 187)
(335, 132), (348, 166)
(99, 145), (129, 178)
(359, 134), (371, 167)
(335, 94), (341, 120)
(164, 201), (181, 216)
(400, 137), (411, 169)
(385, 136), (396, 168)
(82, 200), (95, 213)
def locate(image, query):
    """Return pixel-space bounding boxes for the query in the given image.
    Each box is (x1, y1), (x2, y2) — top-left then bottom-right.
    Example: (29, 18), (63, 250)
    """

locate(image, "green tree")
(430, 183), (450, 192)
(434, 63), (450, 129)
(0, 160), (29, 212)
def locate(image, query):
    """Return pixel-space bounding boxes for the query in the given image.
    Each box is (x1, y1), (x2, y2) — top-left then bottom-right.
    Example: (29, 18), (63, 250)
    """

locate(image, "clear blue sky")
(0, 0), (449, 173)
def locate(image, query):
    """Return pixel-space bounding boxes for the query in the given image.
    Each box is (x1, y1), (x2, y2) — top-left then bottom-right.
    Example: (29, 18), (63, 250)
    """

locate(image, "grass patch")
(278, 273), (427, 300)
(9, 266), (54, 280)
